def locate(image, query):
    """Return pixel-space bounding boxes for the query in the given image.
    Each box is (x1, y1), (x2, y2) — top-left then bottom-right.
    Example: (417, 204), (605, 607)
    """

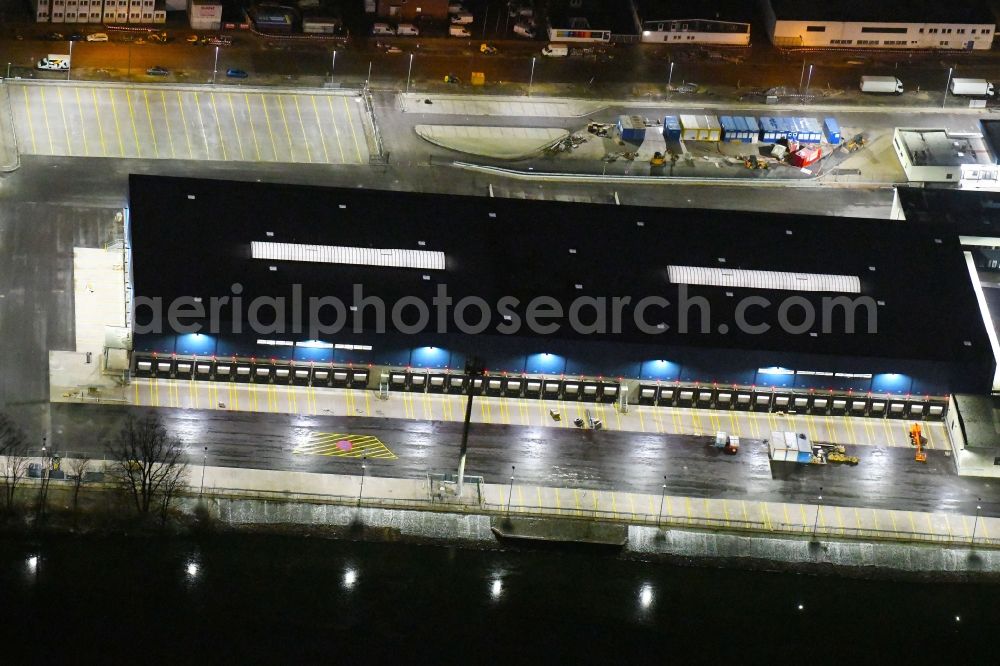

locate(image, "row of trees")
(0, 412), (189, 525)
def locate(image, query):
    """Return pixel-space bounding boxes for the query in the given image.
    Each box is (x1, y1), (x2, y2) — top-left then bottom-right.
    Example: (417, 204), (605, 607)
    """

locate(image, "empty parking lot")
(9, 81), (372, 164)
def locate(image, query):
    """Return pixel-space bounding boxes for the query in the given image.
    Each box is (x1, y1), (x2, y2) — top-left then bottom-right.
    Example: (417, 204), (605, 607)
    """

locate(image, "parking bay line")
(326, 95), (345, 163)
(124, 89), (143, 158)
(244, 93), (261, 161)
(292, 96), (313, 163)
(142, 90), (159, 158)
(261, 94), (280, 161)
(22, 86), (37, 153)
(277, 95), (295, 161)
(176, 91), (193, 159)
(160, 91), (175, 158)
(106, 88), (125, 156)
(343, 95), (363, 163)
(311, 96), (330, 163)
(226, 93), (246, 161)
(75, 88), (92, 156)
(210, 92), (229, 160)
(193, 92), (211, 158)
(39, 87), (55, 154)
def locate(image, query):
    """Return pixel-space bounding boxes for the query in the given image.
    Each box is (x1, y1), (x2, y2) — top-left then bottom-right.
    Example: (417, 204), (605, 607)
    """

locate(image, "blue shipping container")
(743, 116), (759, 141)
(663, 115), (681, 140)
(719, 116), (738, 141)
(618, 115), (646, 143)
(823, 117), (841, 144)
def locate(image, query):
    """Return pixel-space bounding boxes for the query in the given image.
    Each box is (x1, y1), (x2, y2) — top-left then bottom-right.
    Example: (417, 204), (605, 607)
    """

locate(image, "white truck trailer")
(949, 78), (994, 97)
(36, 54), (70, 71)
(859, 76), (903, 94)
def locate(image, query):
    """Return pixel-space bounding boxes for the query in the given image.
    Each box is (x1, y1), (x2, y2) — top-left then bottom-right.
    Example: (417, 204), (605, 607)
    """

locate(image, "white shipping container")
(679, 114), (721, 142)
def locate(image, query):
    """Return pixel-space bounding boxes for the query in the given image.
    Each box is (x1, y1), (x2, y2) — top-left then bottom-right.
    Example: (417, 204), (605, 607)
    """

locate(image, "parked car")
(146, 66), (169, 76)
(448, 25), (470, 37)
(226, 68), (248, 78)
(68, 33), (84, 42)
(397, 23), (419, 36)
(513, 23), (535, 38)
(86, 33), (109, 42)
(46, 32), (65, 41)
(451, 11), (473, 25)
(372, 23), (395, 36)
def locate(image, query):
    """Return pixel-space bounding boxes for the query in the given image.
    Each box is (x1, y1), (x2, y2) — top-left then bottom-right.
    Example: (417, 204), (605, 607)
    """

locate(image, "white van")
(371, 22), (395, 36)
(513, 23), (535, 38)
(542, 43), (568, 57)
(397, 23), (420, 36)
(451, 11), (474, 25)
(37, 54), (70, 70)
(449, 25), (471, 37)
(86, 32), (109, 42)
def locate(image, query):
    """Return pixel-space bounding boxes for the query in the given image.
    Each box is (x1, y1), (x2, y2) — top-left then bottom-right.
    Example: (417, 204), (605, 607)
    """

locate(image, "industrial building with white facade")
(761, 0), (996, 49)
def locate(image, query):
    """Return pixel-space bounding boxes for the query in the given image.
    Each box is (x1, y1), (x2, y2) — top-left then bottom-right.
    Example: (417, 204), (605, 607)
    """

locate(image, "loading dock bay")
(9, 81), (372, 164)
(123, 377), (945, 450)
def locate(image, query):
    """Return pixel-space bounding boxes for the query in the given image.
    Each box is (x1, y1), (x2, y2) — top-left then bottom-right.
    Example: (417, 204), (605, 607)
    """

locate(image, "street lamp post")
(200, 446), (208, 496)
(67, 41), (73, 81)
(804, 64), (814, 97)
(457, 358), (485, 498)
(482, 5), (489, 39)
(331, 49), (337, 78)
(505, 465), (515, 515)
(358, 455), (367, 507)
(657, 475), (667, 525)
(811, 487), (824, 538)
(406, 53), (414, 93)
(943, 66), (954, 109)
(366, 60), (372, 91)
(972, 498), (982, 544)
(799, 59), (806, 90)
(6, 62), (10, 79)
(527, 56), (536, 96)
(667, 61), (675, 91)
(212, 45), (219, 84)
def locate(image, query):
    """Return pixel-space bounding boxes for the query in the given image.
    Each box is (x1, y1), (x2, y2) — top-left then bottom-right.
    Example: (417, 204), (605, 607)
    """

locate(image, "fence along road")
(7, 81), (371, 164)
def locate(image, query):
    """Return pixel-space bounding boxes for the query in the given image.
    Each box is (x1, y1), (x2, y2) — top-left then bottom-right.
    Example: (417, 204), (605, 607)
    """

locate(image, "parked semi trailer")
(949, 78), (995, 97)
(860, 76), (903, 94)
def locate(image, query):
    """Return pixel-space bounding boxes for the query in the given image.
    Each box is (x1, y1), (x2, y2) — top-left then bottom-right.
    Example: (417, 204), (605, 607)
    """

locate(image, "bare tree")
(67, 457), (92, 514)
(106, 414), (188, 524)
(0, 413), (31, 512)
(35, 448), (53, 521)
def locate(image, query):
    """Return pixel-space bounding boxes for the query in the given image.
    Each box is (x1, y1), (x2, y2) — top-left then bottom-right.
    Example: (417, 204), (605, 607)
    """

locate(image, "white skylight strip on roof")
(251, 242), (445, 270)
(667, 265), (860, 294)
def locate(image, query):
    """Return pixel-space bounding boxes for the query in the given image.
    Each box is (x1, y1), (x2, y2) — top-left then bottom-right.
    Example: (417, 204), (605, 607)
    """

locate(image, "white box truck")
(542, 43), (568, 57)
(949, 78), (994, 97)
(860, 76), (903, 94)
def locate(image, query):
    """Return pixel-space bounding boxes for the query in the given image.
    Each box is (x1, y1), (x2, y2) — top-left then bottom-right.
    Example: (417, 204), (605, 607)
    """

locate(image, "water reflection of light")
(798, 603), (804, 611)
(343, 567), (357, 589)
(955, 615), (961, 622)
(27, 556), (38, 575)
(639, 584), (653, 609)
(491, 579), (502, 599)
(186, 562), (199, 579)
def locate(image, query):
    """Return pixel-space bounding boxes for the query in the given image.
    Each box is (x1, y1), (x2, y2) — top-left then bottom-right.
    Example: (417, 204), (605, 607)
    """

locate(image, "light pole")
(212, 45), (219, 84)
(527, 56), (536, 96)
(811, 487), (824, 538)
(505, 465), (515, 515)
(943, 66), (954, 108)
(657, 475), (667, 525)
(972, 498), (982, 544)
(200, 446), (208, 495)
(67, 41), (73, 81)
(799, 59), (806, 90)
(331, 49), (337, 78)
(358, 455), (367, 507)
(366, 60), (372, 91)
(5, 62), (10, 79)
(667, 60), (675, 91)
(406, 53), (414, 93)
(457, 358), (485, 498)
(804, 64), (814, 96)
(482, 5), (489, 39)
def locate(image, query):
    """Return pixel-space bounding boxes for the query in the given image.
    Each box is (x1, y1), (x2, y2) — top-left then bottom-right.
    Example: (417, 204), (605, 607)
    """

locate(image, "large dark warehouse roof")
(767, 0), (995, 24)
(129, 175), (991, 373)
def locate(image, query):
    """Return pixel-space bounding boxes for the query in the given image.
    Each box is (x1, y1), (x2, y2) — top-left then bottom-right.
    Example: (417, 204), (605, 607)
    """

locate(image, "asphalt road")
(51, 402), (999, 518)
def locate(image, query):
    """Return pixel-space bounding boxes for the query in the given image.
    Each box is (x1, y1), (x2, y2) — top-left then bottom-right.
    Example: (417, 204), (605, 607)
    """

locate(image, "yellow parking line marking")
(908, 512), (916, 534)
(261, 94), (280, 160)
(364, 390), (371, 416)
(193, 92), (211, 157)
(554, 488), (562, 515)
(105, 88), (125, 156)
(226, 93), (245, 160)
(189, 379), (197, 409)
(854, 508), (862, 530)
(22, 87), (37, 152)
(142, 90), (159, 157)
(782, 503), (790, 527)
(944, 513), (953, 538)
(309, 99), (330, 163)
(343, 96), (363, 163)
(39, 87), (55, 153)
(882, 418), (894, 447)
(686, 497), (692, 520)
(516, 485), (523, 512)
(293, 96), (313, 163)
(160, 91), (175, 158)
(124, 90), (142, 157)
(174, 92), (194, 158)
(210, 92), (228, 160)
(56, 88), (73, 155)
(573, 488), (581, 516)
(537, 486), (543, 511)
(872, 509), (879, 531)
(835, 506), (844, 532)
(74, 88), (89, 156)
(611, 492), (618, 518)
(889, 510), (898, 532)
(278, 95), (295, 161)
(628, 494), (635, 520)
(326, 95), (346, 163)
(245, 94), (261, 161)
(133, 380), (139, 405)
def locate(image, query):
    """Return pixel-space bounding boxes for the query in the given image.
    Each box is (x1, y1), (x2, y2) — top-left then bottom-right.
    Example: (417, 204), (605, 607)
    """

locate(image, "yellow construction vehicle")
(480, 43), (497, 55)
(650, 151), (666, 167)
(910, 423), (927, 462)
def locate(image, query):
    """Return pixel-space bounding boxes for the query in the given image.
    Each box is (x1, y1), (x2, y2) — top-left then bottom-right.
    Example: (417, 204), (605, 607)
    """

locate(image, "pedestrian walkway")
(39, 455), (999, 549)
(8, 81), (371, 164)
(61, 377), (947, 451)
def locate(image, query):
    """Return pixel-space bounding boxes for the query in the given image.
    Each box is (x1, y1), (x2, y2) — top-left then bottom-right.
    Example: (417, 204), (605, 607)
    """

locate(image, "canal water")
(0, 534), (994, 662)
